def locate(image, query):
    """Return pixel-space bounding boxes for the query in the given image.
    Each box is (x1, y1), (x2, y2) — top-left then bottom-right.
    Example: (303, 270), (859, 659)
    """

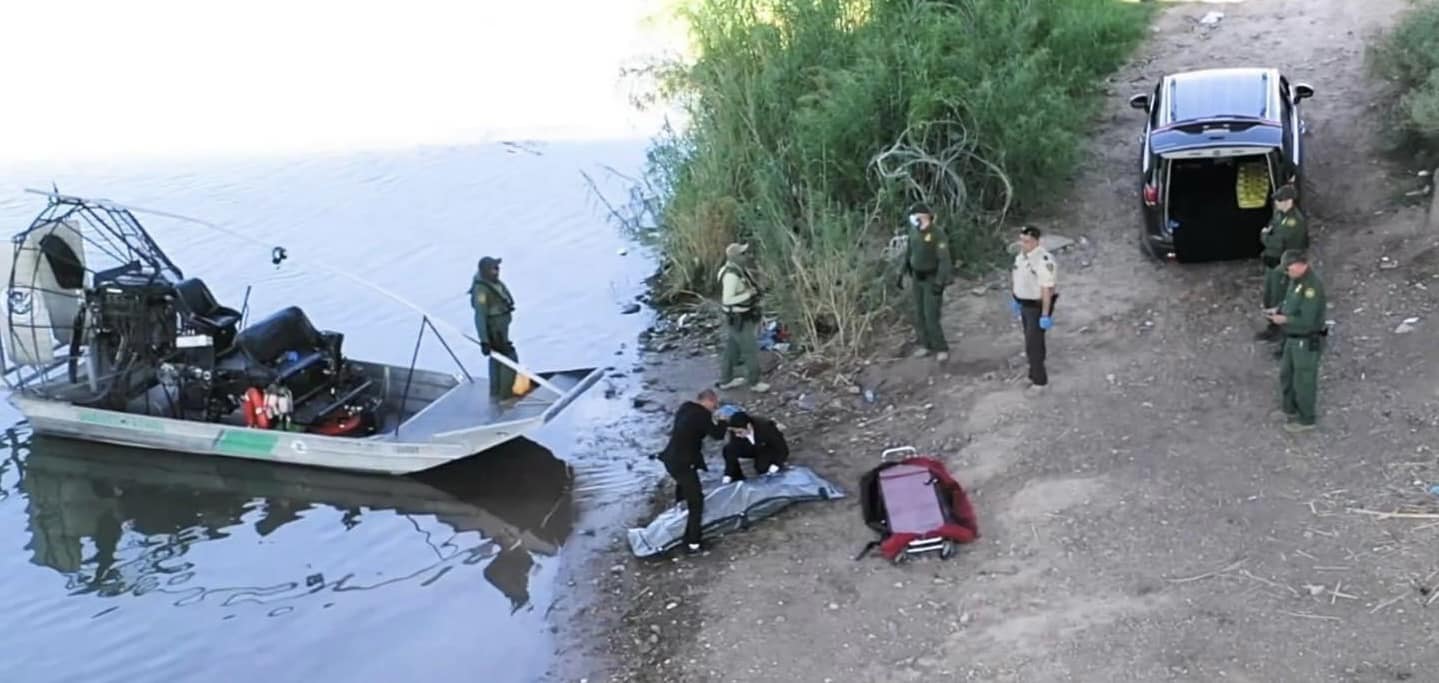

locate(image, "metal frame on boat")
(0, 190), (604, 474)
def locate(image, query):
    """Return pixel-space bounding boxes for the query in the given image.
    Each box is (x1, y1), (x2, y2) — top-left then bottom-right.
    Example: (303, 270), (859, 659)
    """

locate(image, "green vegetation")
(636, 0), (1153, 354)
(1367, 0), (1439, 165)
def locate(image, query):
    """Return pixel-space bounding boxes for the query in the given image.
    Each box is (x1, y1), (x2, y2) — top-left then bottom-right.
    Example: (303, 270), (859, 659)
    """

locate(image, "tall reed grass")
(636, 0), (1153, 354)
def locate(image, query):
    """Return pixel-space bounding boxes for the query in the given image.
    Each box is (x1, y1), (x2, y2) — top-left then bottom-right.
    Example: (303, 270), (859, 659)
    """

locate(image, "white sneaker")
(767, 464), (780, 475)
(936, 352), (949, 362)
(718, 378), (747, 389)
(910, 348), (930, 358)
(751, 382), (771, 393)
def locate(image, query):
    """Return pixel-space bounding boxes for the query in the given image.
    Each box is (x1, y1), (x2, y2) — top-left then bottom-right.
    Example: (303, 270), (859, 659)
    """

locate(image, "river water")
(0, 141), (662, 681)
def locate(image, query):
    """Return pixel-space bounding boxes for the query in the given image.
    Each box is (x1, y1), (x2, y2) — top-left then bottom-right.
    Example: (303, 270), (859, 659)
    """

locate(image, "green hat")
(1273, 184), (1297, 202)
(1280, 249), (1307, 266)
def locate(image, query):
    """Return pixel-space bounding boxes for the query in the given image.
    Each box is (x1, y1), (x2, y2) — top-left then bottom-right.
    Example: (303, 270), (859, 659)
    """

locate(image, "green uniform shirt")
(1261, 208), (1308, 261)
(900, 221), (953, 282)
(1279, 269), (1326, 336)
(470, 275), (515, 342)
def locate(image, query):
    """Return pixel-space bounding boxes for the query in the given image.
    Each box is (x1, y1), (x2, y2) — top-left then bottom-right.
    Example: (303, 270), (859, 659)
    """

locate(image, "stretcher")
(856, 446), (980, 564)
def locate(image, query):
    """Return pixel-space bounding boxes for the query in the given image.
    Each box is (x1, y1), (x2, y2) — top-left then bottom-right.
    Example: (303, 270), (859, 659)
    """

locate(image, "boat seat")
(229, 306), (344, 396)
(173, 277), (242, 350)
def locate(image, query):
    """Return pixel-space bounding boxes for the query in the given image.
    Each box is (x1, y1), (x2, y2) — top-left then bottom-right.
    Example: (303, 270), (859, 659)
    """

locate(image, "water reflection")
(0, 423), (574, 616)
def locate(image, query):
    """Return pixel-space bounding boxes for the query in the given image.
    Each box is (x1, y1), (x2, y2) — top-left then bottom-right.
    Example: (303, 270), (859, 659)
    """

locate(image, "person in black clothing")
(658, 388), (727, 554)
(721, 411), (789, 483)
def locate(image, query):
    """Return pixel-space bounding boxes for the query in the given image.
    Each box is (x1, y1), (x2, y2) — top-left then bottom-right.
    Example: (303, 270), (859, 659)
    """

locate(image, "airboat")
(0, 190), (604, 475)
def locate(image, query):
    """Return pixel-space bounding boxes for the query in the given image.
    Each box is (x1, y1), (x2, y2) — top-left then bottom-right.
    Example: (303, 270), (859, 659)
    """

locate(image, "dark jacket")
(660, 401), (726, 470)
(725, 415), (789, 463)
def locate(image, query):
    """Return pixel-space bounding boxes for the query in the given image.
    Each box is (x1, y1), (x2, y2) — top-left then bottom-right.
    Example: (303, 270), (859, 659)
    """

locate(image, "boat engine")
(68, 264), (379, 431)
(70, 265), (181, 410)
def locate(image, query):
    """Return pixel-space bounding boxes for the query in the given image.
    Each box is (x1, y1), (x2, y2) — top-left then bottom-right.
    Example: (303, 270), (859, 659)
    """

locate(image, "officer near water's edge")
(1266, 249), (1326, 433)
(469, 256), (520, 400)
(896, 203), (953, 361)
(717, 242), (769, 393)
(1256, 184), (1308, 342)
(1010, 226), (1058, 391)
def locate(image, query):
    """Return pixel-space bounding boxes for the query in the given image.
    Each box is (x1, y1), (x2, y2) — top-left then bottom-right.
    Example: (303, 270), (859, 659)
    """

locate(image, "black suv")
(1129, 67), (1314, 262)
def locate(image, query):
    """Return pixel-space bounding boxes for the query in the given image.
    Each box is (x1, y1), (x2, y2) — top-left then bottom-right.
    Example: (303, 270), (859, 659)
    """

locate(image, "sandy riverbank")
(554, 1), (1439, 680)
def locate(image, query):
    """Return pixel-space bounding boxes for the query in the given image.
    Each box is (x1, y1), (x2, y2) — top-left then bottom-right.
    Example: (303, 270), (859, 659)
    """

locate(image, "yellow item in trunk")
(1235, 159), (1271, 209)
(513, 373), (532, 396)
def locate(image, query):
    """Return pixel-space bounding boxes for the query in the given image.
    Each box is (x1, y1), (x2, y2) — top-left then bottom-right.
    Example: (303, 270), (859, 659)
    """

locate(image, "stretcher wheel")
(940, 541), (956, 560)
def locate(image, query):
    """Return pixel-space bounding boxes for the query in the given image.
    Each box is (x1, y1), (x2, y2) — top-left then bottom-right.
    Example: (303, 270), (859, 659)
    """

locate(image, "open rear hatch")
(1153, 119), (1284, 262)
(1163, 146), (1277, 262)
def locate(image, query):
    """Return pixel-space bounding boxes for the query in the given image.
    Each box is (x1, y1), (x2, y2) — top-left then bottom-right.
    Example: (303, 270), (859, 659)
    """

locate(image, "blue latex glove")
(1008, 299), (1021, 318)
(1039, 315), (1053, 330)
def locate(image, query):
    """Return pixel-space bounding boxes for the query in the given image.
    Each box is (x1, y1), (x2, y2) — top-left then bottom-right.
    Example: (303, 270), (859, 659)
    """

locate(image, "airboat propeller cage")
(1, 193), (184, 376)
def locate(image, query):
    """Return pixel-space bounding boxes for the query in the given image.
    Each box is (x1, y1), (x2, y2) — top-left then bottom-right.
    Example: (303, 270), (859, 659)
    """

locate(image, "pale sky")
(0, 0), (683, 163)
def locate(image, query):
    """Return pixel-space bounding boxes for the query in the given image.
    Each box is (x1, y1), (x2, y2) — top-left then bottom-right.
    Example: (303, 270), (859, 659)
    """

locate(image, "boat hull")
(9, 364), (604, 475)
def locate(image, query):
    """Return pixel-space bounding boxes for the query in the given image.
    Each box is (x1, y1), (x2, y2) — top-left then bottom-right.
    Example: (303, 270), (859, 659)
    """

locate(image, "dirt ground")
(551, 1), (1439, 681)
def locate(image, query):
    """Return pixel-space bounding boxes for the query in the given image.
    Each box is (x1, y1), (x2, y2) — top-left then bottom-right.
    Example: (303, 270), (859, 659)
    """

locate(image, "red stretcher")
(857, 446), (981, 564)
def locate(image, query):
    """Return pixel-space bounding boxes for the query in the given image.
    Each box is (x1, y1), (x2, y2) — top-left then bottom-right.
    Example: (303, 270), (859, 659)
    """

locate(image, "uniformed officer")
(470, 256), (519, 400)
(1266, 249), (1326, 432)
(1010, 225), (1058, 389)
(1256, 184), (1308, 342)
(717, 242), (769, 393)
(896, 203), (953, 360)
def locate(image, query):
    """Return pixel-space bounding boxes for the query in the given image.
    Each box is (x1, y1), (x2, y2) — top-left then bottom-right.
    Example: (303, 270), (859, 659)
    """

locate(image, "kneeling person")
(721, 411), (789, 483)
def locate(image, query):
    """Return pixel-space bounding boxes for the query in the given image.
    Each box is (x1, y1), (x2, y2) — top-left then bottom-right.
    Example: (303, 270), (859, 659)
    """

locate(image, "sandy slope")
(556, 1), (1439, 681)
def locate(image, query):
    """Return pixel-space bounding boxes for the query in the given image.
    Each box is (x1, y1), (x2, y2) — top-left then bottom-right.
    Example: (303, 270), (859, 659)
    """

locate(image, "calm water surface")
(0, 141), (659, 681)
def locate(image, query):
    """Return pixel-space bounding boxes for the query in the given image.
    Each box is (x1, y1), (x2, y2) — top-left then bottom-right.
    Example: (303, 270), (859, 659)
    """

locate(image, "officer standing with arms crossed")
(1010, 226), (1058, 391)
(1266, 249), (1326, 433)
(896, 203), (954, 361)
(1256, 184), (1307, 343)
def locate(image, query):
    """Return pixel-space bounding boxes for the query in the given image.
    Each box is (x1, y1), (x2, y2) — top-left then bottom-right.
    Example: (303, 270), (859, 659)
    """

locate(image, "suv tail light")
(1143, 183), (1159, 207)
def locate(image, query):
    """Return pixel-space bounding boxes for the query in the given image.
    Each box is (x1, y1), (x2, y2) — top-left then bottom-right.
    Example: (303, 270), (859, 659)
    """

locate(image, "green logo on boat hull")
(215, 429), (279, 457)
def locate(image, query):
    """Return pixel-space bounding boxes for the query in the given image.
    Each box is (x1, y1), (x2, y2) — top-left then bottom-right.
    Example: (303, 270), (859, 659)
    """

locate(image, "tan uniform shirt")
(718, 263), (756, 313)
(1012, 246), (1058, 301)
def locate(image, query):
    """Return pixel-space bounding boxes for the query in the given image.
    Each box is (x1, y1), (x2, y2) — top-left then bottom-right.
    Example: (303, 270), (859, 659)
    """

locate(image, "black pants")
(664, 460), (704, 547)
(721, 439), (786, 481)
(1017, 295), (1057, 386)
